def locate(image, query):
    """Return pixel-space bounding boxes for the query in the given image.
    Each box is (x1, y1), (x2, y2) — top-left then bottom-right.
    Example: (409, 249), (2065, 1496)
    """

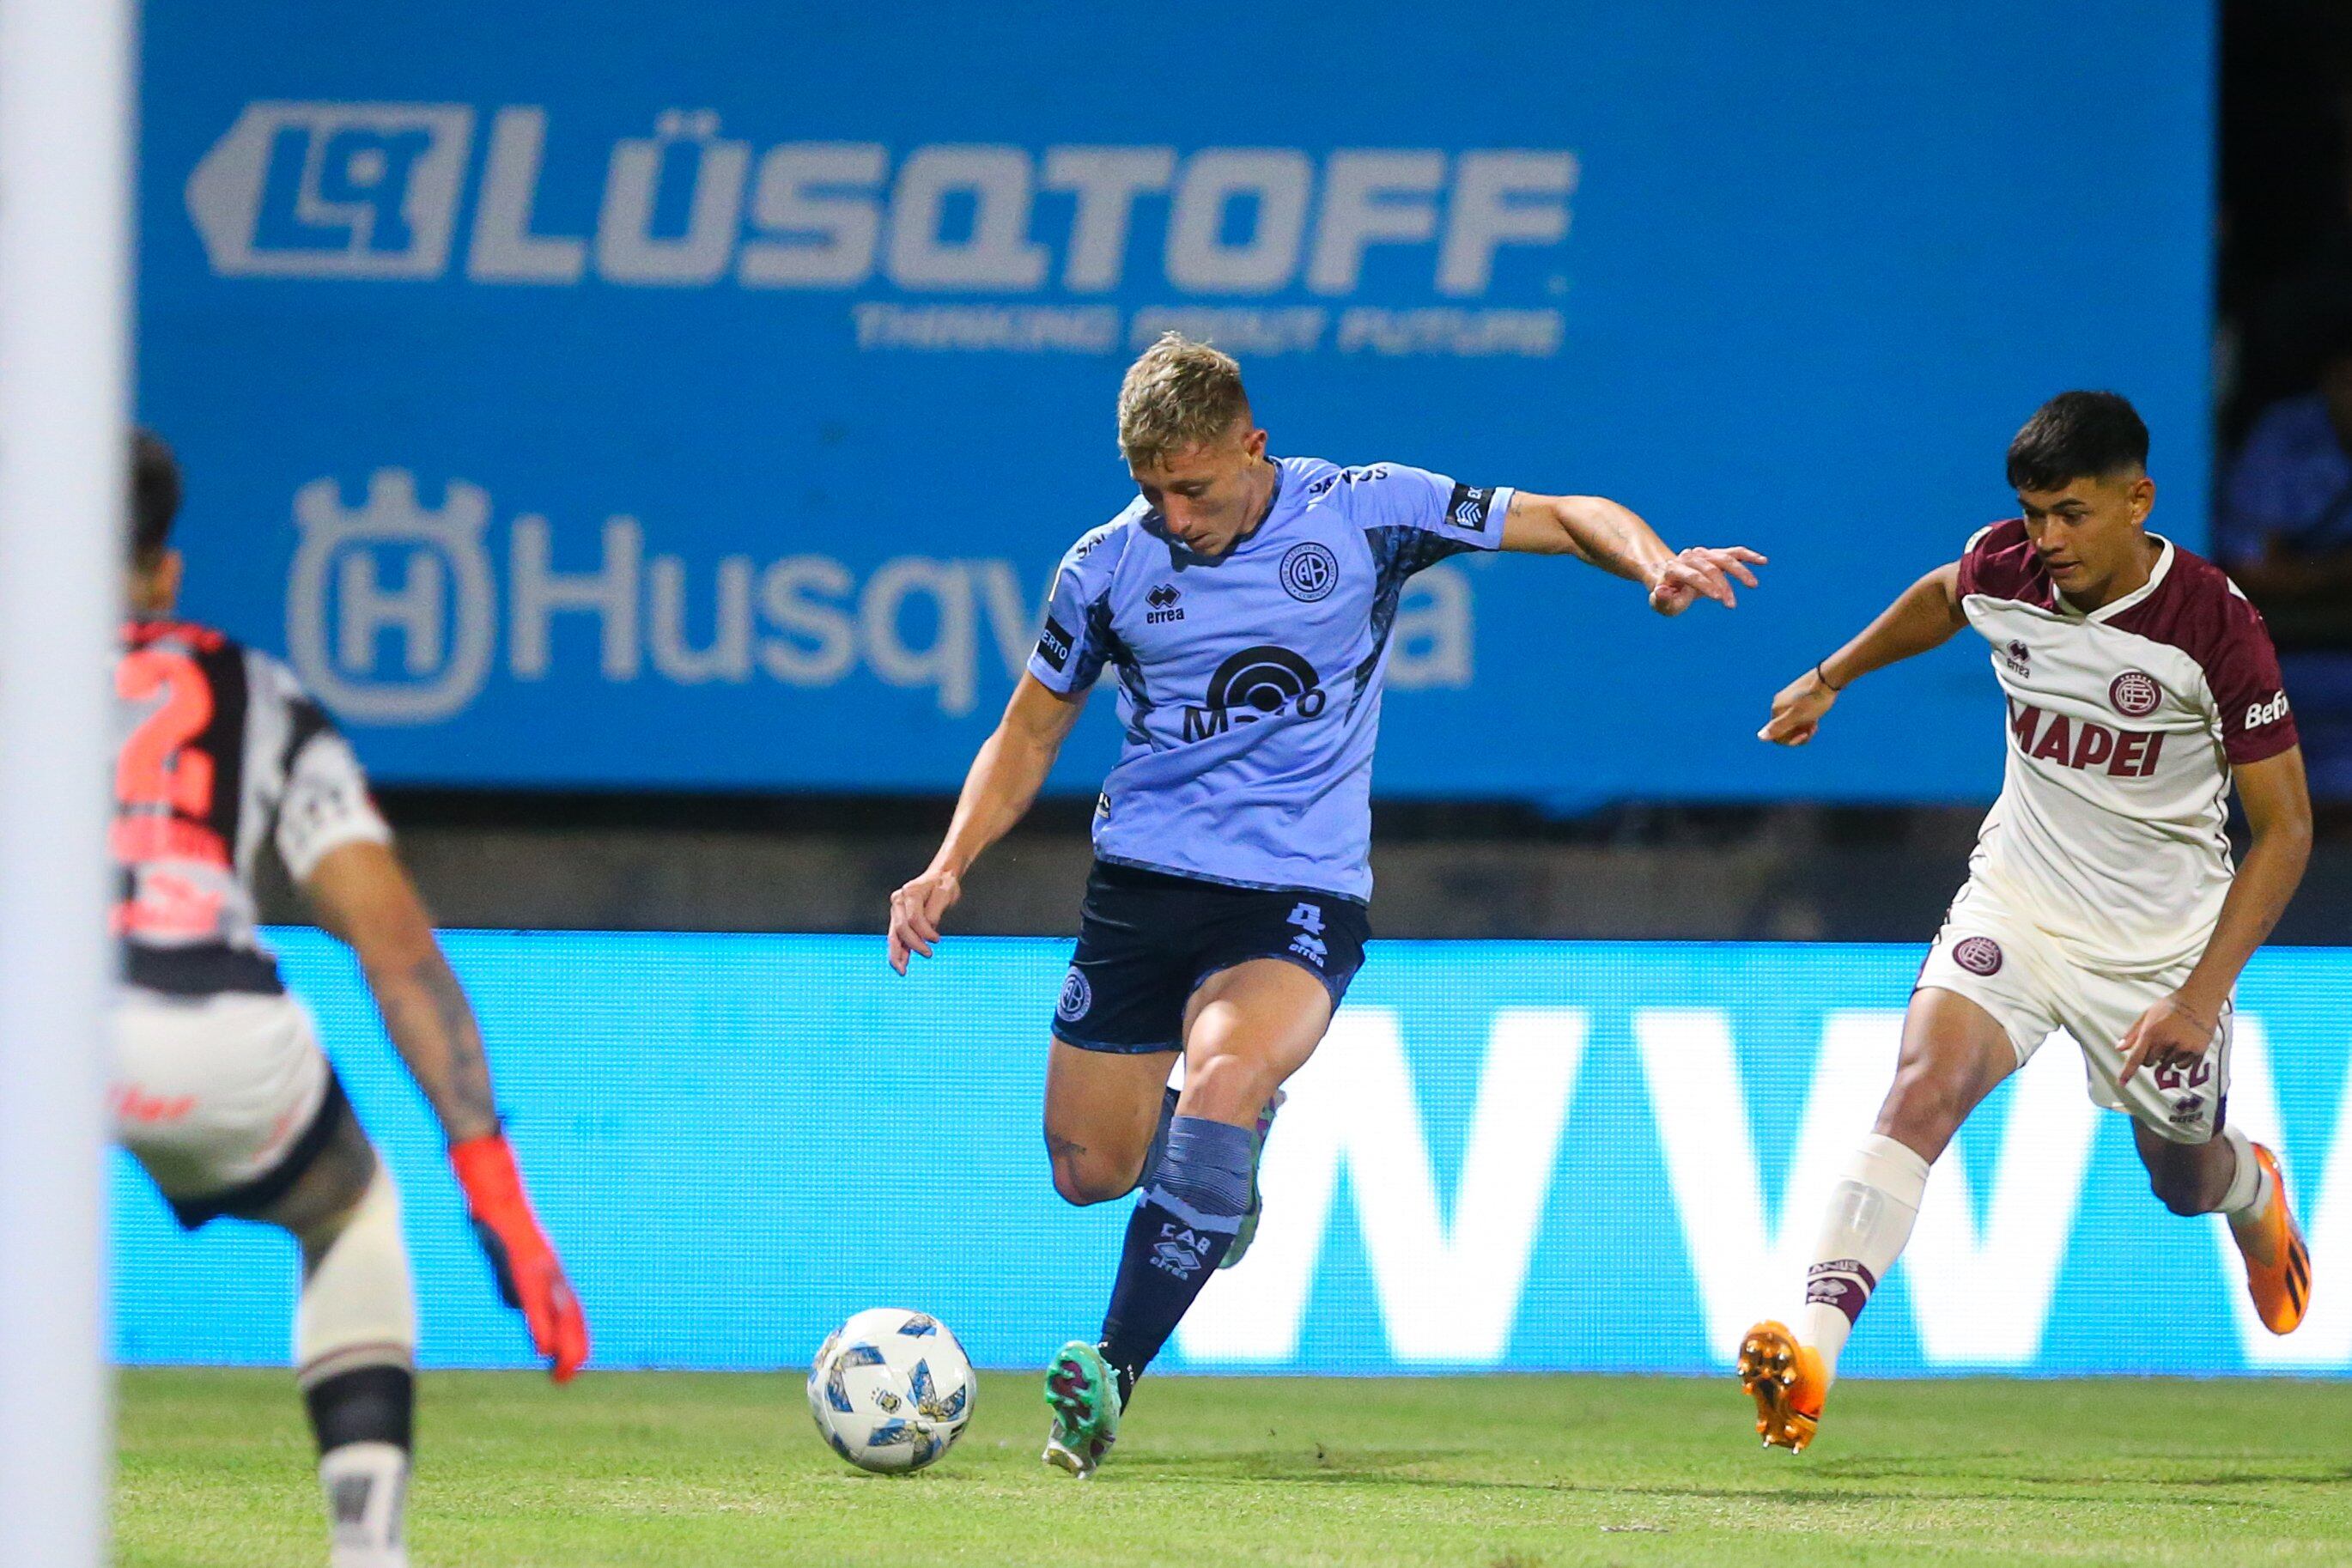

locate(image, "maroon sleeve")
(2207, 593), (2300, 764)
(1955, 519), (2037, 603)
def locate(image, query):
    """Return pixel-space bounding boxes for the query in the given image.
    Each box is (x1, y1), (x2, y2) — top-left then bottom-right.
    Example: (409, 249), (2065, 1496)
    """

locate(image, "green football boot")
(1041, 1340), (1122, 1479)
(1219, 1089), (1286, 1270)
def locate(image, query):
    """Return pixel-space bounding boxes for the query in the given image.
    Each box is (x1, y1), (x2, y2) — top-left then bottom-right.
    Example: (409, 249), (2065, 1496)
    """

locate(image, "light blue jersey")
(1026, 456), (1510, 903)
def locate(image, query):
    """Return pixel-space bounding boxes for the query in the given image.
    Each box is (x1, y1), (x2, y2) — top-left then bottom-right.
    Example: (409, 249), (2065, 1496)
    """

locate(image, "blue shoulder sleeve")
(1333, 462), (1512, 591)
(1026, 520), (1130, 695)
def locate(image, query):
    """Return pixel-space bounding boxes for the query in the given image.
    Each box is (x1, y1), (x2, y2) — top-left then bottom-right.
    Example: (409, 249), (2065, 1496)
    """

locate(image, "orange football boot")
(1737, 1321), (1826, 1453)
(2232, 1143), (2312, 1335)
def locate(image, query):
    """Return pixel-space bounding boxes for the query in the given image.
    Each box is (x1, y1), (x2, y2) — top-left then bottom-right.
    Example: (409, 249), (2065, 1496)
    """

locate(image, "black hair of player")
(131, 427), (182, 564)
(2004, 392), (2149, 493)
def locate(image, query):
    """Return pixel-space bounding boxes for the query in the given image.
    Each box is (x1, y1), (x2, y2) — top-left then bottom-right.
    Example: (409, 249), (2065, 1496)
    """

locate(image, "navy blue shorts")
(1052, 860), (1370, 1054)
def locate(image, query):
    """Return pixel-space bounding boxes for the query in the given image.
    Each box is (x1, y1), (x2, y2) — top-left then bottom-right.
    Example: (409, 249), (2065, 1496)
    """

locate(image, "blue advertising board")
(140, 3), (2213, 805)
(117, 931), (2352, 1378)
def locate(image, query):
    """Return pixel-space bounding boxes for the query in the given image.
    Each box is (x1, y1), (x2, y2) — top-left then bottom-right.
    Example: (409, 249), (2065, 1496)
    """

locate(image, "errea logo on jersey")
(2246, 692), (2292, 729)
(186, 105), (1576, 301)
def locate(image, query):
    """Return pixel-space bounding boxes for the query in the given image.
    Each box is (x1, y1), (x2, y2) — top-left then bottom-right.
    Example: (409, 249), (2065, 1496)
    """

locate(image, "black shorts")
(1053, 860), (1370, 1054)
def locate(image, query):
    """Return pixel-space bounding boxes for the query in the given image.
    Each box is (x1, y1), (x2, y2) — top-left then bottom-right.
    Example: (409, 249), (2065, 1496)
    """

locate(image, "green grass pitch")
(119, 1368), (2352, 1566)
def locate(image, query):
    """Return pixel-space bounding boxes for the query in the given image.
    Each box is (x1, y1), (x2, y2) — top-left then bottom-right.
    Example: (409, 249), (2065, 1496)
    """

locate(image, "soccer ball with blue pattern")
(806, 1308), (976, 1474)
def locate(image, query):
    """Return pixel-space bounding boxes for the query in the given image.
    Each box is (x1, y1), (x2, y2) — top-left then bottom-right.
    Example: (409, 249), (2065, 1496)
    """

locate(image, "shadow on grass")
(1102, 1449), (2333, 1513)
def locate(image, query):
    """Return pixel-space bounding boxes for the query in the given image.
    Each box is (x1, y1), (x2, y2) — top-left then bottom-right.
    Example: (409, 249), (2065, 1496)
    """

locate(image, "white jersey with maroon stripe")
(113, 617), (390, 996)
(1954, 521), (2300, 975)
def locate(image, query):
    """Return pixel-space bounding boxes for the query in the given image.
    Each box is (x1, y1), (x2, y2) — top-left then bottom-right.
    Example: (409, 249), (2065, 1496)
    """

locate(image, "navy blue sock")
(1099, 1115), (1254, 1402)
(1133, 1087), (1179, 1192)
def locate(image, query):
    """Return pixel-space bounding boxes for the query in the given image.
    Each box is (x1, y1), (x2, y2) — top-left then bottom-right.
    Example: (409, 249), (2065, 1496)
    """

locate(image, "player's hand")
(449, 1132), (590, 1383)
(1648, 546), (1766, 617)
(888, 867), (962, 974)
(1759, 667), (1838, 745)
(2116, 992), (2219, 1088)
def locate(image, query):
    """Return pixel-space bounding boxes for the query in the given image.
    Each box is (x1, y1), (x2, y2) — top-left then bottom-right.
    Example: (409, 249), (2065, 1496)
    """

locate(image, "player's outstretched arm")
(889, 673), (1087, 973)
(1498, 491), (1765, 616)
(303, 841), (591, 1382)
(2118, 747), (2313, 1085)
(1760, 562), (1967, 745)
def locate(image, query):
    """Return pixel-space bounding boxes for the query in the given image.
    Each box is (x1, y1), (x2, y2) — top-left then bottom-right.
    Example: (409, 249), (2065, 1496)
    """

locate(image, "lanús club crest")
(2109, 671), (2161, 719)
(1953, 936), (2003, 976)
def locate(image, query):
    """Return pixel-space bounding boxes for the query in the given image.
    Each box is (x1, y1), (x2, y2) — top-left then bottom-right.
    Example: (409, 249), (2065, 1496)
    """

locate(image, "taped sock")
(1098, 1115), (1255, 1400)
(2217, 1125), (2272, 1221)
(1796, 1133), (1930, 1384)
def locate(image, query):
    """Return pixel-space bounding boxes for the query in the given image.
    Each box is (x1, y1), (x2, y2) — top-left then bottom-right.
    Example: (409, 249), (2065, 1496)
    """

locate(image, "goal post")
(0, 0), (135, 1561)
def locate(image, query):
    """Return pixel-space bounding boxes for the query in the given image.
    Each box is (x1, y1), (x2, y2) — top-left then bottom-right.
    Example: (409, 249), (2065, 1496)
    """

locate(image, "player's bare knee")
(2144, 1148), (2216, 1217)
(2148, 1168), (2208, 1217)
(1046, 1131), (1138, 1207)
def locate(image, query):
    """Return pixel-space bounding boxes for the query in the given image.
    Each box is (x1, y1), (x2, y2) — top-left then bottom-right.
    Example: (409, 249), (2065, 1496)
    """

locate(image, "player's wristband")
(1814, 661), (1845, 693)
(448, 1131), (530, 1214)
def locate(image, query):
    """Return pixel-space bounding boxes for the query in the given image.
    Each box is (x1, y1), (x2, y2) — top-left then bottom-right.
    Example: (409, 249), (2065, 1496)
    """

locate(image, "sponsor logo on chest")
(2009, 700), (2164, 777)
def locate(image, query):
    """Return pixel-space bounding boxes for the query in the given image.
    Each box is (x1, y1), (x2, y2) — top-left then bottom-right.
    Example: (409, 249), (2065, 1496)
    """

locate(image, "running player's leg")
(2082, 985), (2310, 1334)
(1042, 1041), (1180, 1206)
(113, 992), (416, 1566)
(2131, 1114), (2310, 1332)
(1097, 959), (1328, 1392)
(255, 1117), (417, 1568)
(1042, 864), (1195, 1208)
(1044, 958), (1332, 1477)
(1743, 984), (2018, 1451)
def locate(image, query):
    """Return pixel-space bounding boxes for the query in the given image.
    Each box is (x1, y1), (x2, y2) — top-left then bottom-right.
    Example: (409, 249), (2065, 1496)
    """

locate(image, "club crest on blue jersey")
(1023, 454), (1504, 901)
(1280, 542), (1340, 603)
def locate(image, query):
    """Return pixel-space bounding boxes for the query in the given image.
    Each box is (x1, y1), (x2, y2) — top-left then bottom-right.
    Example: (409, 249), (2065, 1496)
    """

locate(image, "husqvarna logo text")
(281, 473), (1472, 728)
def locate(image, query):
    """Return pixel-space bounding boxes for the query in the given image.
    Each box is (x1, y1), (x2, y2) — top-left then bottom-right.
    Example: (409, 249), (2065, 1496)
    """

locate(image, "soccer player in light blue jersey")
(887, 334), (1765, 1476)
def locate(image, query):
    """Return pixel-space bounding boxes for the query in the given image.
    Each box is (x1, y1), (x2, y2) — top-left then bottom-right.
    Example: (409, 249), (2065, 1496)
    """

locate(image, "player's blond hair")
(1116, 333), (1252, 470)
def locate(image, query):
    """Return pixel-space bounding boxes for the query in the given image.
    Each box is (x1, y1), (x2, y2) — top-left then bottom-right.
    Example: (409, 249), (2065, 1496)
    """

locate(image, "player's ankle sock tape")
(295, 1163), (417, 1386)
(306, 1364), (416, 1456)
(1800, 1133), (1930, 1378)
(2218, 1126), (2270, 1218)
(1134, 1087), (1181, 1194)
(318, 1438), (410, 1568)
(1101, 1116), (1255, 1389)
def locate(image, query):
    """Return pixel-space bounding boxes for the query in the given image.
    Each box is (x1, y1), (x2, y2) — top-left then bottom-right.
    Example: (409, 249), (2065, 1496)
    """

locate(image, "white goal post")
(0, 0), (133, 1562)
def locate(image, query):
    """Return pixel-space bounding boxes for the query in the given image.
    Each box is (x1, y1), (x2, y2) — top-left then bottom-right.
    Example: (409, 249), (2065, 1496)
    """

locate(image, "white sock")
(296, 1164), (416, 1383)
(1797, 1133), (1930, 1385)
(2217, 1125), (2273, 1223)
(319, 1441), (409, 1568)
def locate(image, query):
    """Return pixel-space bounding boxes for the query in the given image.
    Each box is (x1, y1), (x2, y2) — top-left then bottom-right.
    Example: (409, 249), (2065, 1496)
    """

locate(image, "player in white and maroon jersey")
(1735, 392), (2315, 1454)
(113, 432), (587, 1567)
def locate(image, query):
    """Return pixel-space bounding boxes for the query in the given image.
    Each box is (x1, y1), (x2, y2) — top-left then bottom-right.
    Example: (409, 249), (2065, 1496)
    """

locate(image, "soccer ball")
(806, 1308), (976, 1474)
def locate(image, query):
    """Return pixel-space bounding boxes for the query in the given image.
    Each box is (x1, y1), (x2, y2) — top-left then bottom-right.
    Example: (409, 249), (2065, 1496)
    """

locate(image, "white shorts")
(1916, 879), (2231, 1145)
(112, 988), (348, 1226)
